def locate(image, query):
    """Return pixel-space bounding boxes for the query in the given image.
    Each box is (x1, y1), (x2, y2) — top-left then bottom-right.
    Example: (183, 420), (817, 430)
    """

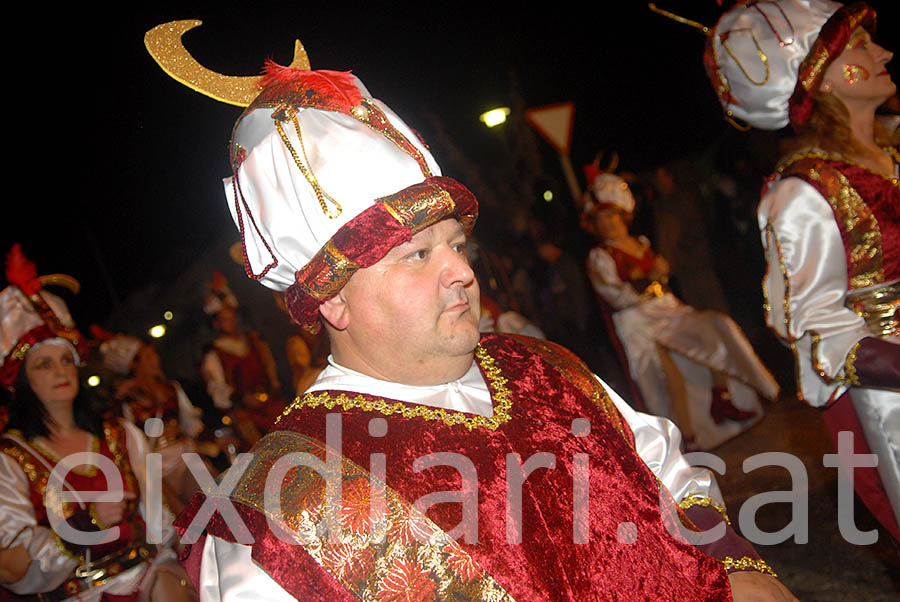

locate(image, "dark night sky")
(6, 1), (898, 329)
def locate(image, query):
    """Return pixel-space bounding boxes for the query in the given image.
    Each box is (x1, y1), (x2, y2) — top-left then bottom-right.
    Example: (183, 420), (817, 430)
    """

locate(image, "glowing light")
(87, 375), (101, 387)
(148, 324), (166, 338)
(543, 190), (554, 202)
(163, 310), (174, 321)
(479, 107), (511, 128)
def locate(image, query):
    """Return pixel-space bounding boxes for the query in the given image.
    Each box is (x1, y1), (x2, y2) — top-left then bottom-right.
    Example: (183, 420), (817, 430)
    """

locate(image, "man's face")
(335, 218), (481, 379)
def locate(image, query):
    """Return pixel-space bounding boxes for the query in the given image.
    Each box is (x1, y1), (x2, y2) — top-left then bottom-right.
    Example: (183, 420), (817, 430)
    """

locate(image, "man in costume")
(701, 0), (899, 541)
(145, 20), (796, 601)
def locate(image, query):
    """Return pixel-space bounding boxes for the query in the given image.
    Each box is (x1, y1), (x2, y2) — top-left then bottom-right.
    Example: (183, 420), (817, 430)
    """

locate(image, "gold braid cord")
(722, 556), (778, 578)
(678, 495), (732, 526)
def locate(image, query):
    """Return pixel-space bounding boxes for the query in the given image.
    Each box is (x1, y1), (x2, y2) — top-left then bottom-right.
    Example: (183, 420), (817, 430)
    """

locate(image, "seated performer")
(584, 173), (780, 450)
(0, 245), (194, 601)
(701, 0), (899, 540)
(145, 21), (797, 601)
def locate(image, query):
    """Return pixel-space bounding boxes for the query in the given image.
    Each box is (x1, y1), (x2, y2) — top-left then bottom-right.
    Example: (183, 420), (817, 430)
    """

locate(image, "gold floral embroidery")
(277, 344), (513, 431)
(678, 495), (731, 525)
(722, 556), (777, 578)
(227, 430), (515, 601)
(844, 341), (861, 387)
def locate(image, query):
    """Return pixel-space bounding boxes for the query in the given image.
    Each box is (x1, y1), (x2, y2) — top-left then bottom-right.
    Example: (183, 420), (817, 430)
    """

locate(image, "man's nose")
(440, 246), (475, 288)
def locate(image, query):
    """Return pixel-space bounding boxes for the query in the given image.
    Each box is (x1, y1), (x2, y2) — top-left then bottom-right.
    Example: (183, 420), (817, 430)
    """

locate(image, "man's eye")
(410, 250), (428, 260)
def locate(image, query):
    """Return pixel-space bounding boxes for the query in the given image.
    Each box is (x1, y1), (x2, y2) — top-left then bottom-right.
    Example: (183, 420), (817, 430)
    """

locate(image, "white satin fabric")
(224, 77), (442, 292)
(0, 288), (80, 366)
(196, 353), (723, 601)
(587, 247), (778, 450)
(710, 0), (840, 130)
(759, 174), (900, 529)
(0, 421), (176, 600)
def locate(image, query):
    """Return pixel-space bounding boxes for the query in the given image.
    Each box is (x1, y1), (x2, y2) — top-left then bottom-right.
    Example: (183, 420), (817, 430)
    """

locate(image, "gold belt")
(40, 543), (154, 602)
(845, 282), (899, 336)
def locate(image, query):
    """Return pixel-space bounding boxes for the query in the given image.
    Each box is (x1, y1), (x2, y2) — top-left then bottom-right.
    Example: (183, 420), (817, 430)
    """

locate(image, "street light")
(149, 324), (166, 338)
(479, 107), (511, 128)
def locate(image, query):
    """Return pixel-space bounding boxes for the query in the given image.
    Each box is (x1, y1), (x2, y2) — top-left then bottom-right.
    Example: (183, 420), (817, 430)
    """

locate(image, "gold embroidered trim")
(228, 430), (515, 600)
(276, 344), (512, 431)
(722, 556), (777, 578)
(678, 495), (731, 525)
(777, 149), (900, 189)
(11, 342), (31, 361)
(762, 222), (793, 336)
(32, 434), (100, 478)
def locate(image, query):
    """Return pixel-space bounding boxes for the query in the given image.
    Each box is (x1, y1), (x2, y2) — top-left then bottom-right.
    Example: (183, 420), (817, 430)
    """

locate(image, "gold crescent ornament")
(144, 19), (311, 107)
(38, 274), (81, 294)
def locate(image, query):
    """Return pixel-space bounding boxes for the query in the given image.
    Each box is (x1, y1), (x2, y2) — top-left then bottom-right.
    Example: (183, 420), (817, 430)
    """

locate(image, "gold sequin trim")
(678, 495), (731, 526)
(777, 149), (900, 189)
(11, 343), (31, 361)
(722, 556), (777, 578)
(276, 345), (512, 431)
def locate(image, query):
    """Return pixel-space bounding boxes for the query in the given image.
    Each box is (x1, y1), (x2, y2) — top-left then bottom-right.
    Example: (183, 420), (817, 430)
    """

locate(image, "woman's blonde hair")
(785, 91), (898, 159)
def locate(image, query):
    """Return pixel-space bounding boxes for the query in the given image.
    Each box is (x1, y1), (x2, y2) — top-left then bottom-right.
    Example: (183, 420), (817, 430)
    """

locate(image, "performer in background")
(704, 0), (899, 540)
(0, 245), (194, 601)
(200, 272), (283, 447)
(95, 329), (210, 514)
(146, 21), (796, 601)
(585, 173), (779, 450)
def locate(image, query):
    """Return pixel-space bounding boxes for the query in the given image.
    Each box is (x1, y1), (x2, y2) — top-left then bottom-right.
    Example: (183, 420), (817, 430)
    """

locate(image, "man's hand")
(728, 571), (799, 602)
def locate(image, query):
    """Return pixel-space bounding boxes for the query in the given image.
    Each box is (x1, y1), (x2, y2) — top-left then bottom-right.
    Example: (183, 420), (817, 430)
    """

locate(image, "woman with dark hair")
(0, 245), (195, 601)
(706, 0), (899, 540)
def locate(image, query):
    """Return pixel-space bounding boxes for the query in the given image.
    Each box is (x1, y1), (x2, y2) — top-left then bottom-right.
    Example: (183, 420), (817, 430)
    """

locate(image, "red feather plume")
(259, 61), (363, 112)
(90, 324), (116, 342)
(5, 243), (41, 296)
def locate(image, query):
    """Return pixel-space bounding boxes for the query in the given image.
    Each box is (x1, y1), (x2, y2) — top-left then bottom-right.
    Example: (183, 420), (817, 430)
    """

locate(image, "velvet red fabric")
(779, 155), (900, 287)
(285, 176), (478, 331)
(0, 323), (88, 388)
(789, 3), (876, 130)
(821, 392), (900, 542)
(177, 334), (735, 600)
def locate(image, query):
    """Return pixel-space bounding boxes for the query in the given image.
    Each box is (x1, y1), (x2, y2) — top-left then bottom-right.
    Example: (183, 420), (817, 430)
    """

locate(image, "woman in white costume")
(585, 174), (780, 450)
(705, 0), (899, 540)
(0, 244), (195, 601)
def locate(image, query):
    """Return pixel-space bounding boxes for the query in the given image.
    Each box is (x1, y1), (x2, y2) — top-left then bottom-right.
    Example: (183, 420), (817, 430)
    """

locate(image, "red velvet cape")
(177, 334), (734, 600)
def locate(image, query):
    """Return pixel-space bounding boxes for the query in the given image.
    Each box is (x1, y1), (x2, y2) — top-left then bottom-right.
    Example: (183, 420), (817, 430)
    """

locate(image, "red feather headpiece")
(5, 244), (41, 296)
(258, 62), (363, 113)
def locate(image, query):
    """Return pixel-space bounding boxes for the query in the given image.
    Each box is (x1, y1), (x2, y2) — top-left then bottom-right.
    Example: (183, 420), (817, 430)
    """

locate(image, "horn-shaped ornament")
(144, 19), (311, 107)
(38, 274), (81, 295)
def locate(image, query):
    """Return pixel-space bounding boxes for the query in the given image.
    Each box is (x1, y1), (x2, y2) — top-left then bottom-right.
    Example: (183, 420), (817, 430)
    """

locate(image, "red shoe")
(710, 387), (757, 424)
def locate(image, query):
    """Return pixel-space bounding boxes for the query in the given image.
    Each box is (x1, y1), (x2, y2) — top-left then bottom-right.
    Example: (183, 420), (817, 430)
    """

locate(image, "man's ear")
(319, 294), (350, 330)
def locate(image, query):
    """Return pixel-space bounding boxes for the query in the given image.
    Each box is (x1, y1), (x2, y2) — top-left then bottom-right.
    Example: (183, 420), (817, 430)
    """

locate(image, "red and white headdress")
(703, 0), (876, 131)
(0, 245), (86, 388)
(145, 21), (479, 332)
(91, 325), (142, 376)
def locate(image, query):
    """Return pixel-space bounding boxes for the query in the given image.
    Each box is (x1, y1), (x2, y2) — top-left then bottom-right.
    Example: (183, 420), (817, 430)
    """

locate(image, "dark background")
(6, 1), (898, 336)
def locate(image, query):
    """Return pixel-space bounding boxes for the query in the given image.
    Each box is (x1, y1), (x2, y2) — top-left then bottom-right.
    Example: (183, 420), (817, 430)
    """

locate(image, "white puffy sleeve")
(597, 376), (723, 506)
(197, 536), (297, 602)
(202, 350), (235, 410)
(758, 176), (870, 406)
(586, 246), (642, 310)
(173, 381), (204, 438)
(0, 452), (78, 594)
(122, 421), (176, 546)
